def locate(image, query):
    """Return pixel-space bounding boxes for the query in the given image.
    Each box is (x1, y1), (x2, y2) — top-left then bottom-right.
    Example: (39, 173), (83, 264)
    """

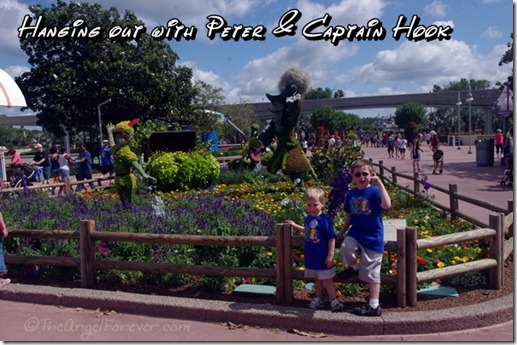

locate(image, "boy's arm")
(371, 174), (391, 210)
(284, 219), (304, 232)
(325, 237), (336, 268)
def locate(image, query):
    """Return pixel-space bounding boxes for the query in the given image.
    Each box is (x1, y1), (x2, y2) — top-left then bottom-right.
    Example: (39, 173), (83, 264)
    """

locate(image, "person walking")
(336, 159), (391, 317)
(74, 144), (95, 193)
(412, 137), (423, 172)
(495, 129), (504, 159)
(398, 135), (407, 160)
(285, 187), (344, 312)
(99, 139), (114, 180)
(29, 143), (51, 185)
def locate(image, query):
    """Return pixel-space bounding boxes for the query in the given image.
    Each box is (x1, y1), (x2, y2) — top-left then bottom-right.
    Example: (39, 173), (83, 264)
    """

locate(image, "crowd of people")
(2, 141), (114, 194)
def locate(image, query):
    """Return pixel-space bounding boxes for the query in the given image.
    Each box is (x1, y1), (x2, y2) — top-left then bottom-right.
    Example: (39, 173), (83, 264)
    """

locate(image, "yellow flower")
(426, 248), (433, 253)
(461, 256), (469, 263)
(436, 261), (445, 268)
(266, 252), (273, 256)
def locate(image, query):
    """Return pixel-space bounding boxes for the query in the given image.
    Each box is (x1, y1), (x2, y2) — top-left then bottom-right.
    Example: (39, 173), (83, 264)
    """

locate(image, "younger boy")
(285, 187), (344, 312)
(337, 159), (391, 316)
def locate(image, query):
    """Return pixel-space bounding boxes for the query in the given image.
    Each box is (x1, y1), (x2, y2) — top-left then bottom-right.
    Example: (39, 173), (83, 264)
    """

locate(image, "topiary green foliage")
(258, 66), (317, 180)
(107, 120), (157, 205)
(145, 150), (220, 191)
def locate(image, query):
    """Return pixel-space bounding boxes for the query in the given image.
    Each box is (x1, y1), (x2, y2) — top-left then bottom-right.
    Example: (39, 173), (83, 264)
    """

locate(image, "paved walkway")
(0, 143), (513, 341)
(361, 144), (513, 226)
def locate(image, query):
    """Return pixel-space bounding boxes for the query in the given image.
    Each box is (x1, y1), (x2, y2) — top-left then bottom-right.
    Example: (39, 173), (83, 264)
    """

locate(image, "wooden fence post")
(488, 214), (503, 289)
(275, 224), (285, 304)
(449, 184), (459, 220)
(378, 160), (384, 177)
(65, 179), (71, 195)
(406, 227), (417, 307)
(392, 167), (397, 184)
(80, 220), (96, 288)
(508, 200), (514, 214)
(283, 224), (293, 304)
(413, 172), (419, 194)
(396, 228), (406, 308)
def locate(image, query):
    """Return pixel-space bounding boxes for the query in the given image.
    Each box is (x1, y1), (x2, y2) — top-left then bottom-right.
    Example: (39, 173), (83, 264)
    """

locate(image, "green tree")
(499, 33), (513, 68)
(218, 101), (257, 143)
(16, 1), (195, 140)
(305, 87), (345, 99)
(394, 102), (427, 130)
(431, 78), (491, 134)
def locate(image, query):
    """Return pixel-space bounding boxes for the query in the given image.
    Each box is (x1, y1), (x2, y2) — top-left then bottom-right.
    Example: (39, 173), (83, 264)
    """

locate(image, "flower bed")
(0, 170), (496, 297)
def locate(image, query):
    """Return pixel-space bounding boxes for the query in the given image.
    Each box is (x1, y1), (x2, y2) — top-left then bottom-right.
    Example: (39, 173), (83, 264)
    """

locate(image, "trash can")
(476, 138), (494, 167)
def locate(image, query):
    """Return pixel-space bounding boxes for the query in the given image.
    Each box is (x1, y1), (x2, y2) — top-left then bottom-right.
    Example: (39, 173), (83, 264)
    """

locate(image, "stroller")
(8, 164), (42, 188)
(500, 153), (513, 187)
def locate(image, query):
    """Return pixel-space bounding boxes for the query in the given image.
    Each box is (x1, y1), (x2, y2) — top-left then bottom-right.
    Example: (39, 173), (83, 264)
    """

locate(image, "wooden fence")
(5, 210), (513, 307)
(1, 157), (514, 307)
(0, 175), (113, 196)
(371, 159), (513, 228)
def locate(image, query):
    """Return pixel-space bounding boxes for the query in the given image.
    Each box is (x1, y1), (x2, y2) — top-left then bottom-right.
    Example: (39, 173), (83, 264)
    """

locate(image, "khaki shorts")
(304, 267), (336, 280)
(340, 236), (382, 284)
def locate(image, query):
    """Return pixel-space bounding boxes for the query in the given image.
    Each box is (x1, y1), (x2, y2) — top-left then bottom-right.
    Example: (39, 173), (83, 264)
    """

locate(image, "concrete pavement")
(0, 142), (513, 341)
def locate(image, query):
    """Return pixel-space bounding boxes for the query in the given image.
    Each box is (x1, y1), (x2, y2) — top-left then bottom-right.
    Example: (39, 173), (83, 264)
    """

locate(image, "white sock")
(369, 299), (379, 308)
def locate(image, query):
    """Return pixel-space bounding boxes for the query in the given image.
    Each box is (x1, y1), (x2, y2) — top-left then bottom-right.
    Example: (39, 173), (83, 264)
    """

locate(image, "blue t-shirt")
(79, 150), (92, 175)
(99, 145), (113, 166)
(344, 185), (384, 253)
(303, 213), (336, 270)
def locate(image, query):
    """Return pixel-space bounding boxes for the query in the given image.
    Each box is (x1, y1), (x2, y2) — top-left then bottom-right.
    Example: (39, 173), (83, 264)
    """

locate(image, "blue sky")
(0, 0), (514, 118)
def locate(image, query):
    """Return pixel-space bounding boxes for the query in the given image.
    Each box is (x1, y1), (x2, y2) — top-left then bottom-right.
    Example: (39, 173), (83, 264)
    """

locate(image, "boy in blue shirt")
(337, 159), (391, 316)
(286, 187), (344, 312)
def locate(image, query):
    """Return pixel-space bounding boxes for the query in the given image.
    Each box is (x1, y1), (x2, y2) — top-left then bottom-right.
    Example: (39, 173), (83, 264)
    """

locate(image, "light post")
(465, 84), (474, 154)
(97, 98), (112, 146)
(456, 92), (462, 150)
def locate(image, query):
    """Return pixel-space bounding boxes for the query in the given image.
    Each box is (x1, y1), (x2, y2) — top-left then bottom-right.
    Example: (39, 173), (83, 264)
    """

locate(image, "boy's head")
(350, 159), (375, 189)
(304, 187), (325, 217)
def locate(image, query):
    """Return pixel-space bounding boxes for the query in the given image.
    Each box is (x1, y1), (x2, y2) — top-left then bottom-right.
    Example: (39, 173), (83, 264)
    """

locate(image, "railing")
(0, 176), (114, 196)
(371, 159), (513, 228)
(5, 211), (513, 307)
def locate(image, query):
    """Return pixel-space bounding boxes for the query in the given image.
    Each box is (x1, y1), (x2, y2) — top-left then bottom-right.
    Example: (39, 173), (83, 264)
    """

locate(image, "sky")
(0, 0), (514, 119)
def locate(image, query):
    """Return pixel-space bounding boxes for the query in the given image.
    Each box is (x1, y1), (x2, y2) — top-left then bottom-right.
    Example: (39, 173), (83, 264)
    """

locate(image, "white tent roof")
(0, 68), (27, 107)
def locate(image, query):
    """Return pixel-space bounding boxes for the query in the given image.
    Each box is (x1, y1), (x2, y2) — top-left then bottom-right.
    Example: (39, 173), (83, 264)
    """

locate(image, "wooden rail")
(370, 159), (513, 228)
(6, 213), (511, 307)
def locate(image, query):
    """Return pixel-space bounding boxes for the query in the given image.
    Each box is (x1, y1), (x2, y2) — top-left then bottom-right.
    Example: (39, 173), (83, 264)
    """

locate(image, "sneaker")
(336, 267), (358, 281)
(352, 303), (382, 317)
(330, 298), (344, 312)
(439, 169), (443, 174)
(307, 297), (324, 310)
(432, 170), (437, 175)
(0, 278), (11, 287)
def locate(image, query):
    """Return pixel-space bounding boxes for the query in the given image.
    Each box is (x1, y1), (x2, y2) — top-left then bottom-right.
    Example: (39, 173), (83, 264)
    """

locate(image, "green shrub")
(145, 150), (220, 191)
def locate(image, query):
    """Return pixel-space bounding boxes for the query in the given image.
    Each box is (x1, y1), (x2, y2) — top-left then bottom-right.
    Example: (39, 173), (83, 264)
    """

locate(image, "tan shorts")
(340, 236), (382, 284)
(304, 267), (336, 280)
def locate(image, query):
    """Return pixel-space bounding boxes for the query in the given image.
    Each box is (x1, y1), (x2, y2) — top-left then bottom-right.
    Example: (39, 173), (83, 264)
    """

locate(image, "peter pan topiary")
(107, 119), (156, 204)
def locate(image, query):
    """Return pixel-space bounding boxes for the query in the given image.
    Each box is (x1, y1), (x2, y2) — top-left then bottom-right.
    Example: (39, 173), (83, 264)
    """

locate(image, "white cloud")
(343, 37), (511, 95)
(482, 26), (502, 39)
(424, 0), (448, 18)
(0, 0), (31, 58)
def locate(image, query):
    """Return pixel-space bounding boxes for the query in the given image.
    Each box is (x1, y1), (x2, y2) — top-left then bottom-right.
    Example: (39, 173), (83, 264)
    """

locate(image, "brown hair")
(350, 159), (374, 173)
(304, 187), (325, 203)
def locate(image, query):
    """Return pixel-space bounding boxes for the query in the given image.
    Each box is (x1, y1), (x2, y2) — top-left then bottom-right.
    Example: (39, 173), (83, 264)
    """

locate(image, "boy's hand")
(370, 172), (383, 187)
(325, 255), (334, 268)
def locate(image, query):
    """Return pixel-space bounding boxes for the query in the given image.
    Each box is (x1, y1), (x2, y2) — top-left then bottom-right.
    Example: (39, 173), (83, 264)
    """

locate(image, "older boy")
(337, 159), (391, 316)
